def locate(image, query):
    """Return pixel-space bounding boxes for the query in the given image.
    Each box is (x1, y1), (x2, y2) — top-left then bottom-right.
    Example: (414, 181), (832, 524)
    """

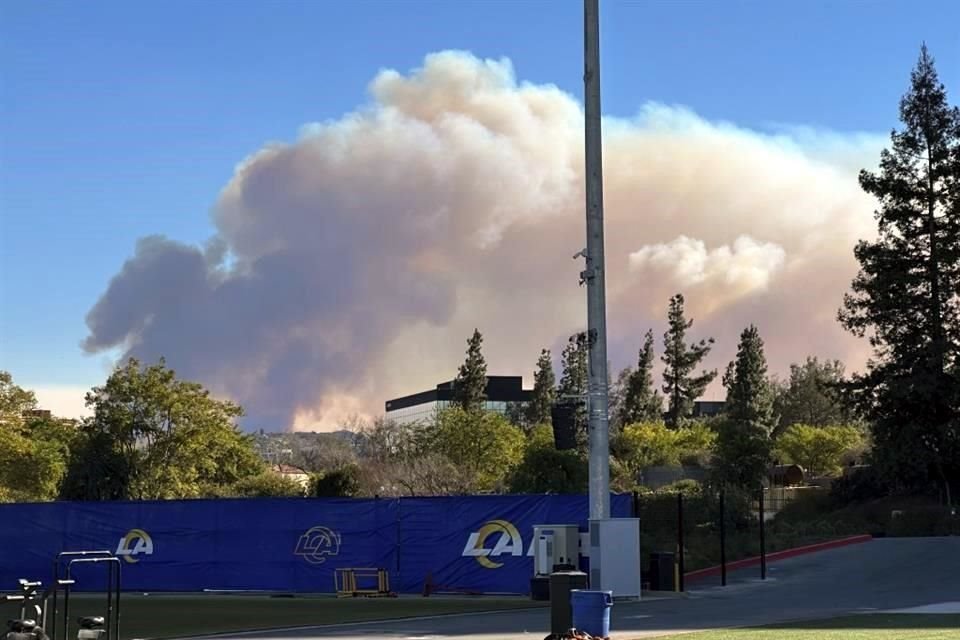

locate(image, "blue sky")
(1, 0), (958, 414)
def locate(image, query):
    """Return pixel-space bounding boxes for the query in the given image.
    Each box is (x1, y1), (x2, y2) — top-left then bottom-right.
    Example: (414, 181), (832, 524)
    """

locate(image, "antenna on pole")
(582, 0), (610, 520)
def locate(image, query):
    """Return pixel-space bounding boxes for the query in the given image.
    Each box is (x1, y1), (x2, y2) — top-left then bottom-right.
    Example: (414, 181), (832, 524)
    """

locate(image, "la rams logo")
(294, 526), (341, 565)
(462, 520), (524, 569)
(116, 528), (153, 564)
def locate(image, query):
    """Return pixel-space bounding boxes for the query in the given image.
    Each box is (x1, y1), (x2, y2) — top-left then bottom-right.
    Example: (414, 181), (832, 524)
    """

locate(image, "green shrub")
(614, 422), (715, 481)
(829, 466), (891, 505)
(220, 472), (305, 498)
(774, 489), (834, 521)
(775, 424), (864, 477)
(663, 479), (701, 495)
(887, 507), (960, 536)
(310, 465), (362, 497)
(508, 447), (588, 494)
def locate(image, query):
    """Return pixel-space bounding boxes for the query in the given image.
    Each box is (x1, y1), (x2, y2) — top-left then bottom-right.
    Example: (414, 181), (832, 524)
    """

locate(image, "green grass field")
(0, 593), (544, 639)
(651, 614), (960, 639)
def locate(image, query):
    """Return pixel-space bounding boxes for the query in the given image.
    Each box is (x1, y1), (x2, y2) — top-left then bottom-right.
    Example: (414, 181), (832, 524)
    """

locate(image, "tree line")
(0, 45), (956, 505)
(434, 307), (867, 494)
(0, 340), (870, 502)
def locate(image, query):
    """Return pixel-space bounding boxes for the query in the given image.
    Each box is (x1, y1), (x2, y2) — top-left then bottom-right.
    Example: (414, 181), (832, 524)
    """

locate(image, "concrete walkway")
(190, 538), (960, 639)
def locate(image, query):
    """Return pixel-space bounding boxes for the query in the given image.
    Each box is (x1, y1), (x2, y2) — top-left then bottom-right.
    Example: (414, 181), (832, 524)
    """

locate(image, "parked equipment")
(2, 549), (120, 640)
(2, 580), (50, 640)
(48, 551), (120, 640)
(74, 618), (104, 640)
(531, 524), (580, 601)
(5, 618), (49, 640)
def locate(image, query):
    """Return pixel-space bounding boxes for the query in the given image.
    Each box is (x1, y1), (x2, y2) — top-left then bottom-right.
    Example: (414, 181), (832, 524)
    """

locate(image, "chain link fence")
(631, 484), (769, 591)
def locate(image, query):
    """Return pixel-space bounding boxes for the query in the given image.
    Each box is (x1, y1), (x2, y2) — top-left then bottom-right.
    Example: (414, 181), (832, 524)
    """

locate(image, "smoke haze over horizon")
(81, 50), (884, 431)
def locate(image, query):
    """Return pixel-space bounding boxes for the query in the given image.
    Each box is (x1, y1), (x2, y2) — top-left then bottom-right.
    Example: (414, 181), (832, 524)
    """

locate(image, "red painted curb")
(684, 534), (873, 583)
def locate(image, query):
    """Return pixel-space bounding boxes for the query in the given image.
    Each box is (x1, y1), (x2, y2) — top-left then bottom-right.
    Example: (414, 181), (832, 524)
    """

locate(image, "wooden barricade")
(334, 568), (393, 598)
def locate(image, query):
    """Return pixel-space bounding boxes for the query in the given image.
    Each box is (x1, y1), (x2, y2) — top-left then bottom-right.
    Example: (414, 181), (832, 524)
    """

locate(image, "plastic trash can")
(571, 589), (613, 638)
(549, 571), (588, 632)
(648, 551), (676, 591)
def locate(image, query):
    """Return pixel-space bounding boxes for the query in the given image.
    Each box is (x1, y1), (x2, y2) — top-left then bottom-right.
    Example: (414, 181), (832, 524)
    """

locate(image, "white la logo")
(116, 528), (154, 563)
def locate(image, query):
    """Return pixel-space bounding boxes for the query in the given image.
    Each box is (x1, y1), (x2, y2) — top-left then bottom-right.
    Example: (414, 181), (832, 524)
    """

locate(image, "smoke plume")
(83, 51), (883, 430)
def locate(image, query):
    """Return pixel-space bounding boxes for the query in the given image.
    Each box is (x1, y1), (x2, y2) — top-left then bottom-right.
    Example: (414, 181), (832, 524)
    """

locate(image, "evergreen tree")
(714, 325), (775, 489)
(620, 330), (665, 425)
(453, 329), (488, 412)
(661, 294), (716, 426)
(723, 326), (776, 428)
(838, 46), (960, 502)
(774, 357), (854, 435)
(526, 349), (556, 427)
(607, 366), (632, 434)
(557, 332), (589, 448)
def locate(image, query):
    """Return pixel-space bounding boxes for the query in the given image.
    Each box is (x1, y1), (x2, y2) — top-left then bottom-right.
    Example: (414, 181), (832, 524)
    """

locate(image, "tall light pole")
(582, 0), (610, 521)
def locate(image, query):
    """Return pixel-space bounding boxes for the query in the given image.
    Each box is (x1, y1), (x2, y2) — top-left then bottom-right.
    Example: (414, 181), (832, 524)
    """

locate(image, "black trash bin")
(549, 570), (588, 634)
(647, 552), (676, 591)
(530, 575), (550, 601)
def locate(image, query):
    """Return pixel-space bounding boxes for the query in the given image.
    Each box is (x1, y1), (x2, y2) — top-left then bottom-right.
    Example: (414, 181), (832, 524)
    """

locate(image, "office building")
(384, 376), (533, 425)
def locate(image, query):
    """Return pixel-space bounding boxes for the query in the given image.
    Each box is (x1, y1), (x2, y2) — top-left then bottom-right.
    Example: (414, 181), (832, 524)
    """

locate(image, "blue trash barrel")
(571, 589), (613, 637)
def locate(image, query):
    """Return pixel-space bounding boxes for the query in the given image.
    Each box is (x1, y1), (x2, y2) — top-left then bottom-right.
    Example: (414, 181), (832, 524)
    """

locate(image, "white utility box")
(533, 524), (580, 576)
(588, 518), (642, 599)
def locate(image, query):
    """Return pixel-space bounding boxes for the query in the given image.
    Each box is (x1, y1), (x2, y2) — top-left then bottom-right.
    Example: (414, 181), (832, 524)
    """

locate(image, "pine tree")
(714, 325), (775, 489)
(453, 329), (488, 413)
(557, 332), (589, 448)
(661, 294), (717, 427)
(723, 326), (776, 428)
(620, 330), (665, 425)
(526, 349), (556, 427)
(839, 46), (960, 501)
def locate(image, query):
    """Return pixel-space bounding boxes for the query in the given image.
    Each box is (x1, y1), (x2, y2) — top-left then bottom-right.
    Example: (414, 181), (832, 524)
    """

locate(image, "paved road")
(194, 538), (960, 639)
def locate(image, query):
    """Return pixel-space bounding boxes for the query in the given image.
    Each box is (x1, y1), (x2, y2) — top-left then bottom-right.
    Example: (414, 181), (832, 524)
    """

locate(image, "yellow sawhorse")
(334, 568), (394, 598)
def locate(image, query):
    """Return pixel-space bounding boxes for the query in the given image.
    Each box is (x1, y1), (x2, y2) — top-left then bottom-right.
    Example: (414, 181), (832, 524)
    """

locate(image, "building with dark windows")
(384, 376), (533, 425)
(691, 400), (725, 418)
(660, 400), (726, 422)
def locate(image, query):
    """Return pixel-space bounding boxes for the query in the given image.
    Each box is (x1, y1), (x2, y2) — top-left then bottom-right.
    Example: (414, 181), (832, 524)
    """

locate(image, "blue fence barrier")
(0, 494), (632, 594)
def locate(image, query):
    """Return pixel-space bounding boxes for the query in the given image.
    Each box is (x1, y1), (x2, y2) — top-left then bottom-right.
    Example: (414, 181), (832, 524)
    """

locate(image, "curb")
(684, 534), (873, 583)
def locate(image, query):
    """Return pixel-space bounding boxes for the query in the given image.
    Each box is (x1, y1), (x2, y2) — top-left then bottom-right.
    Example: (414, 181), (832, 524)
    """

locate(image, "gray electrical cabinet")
(589, 518), (642, 599)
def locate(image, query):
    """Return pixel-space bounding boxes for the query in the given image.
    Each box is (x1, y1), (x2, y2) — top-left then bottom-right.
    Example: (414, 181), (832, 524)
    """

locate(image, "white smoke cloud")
(629, 235), (786, 292)
(83, 50), (884, 430)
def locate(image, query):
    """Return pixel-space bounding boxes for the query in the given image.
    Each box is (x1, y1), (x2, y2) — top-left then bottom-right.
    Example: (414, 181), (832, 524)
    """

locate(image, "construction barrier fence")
(0, 494), (632, 595)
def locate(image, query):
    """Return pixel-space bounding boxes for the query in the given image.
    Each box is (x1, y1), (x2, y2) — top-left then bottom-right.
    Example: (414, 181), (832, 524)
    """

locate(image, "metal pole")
(113, 562), (121, 640)
(677, 492), (685, 592)
(720, 489), (727, 586)
(759, 488), (767, 580)
(583, 0), (610, 521)
(105, 566), (112, 640)
(63, 576), (70, 640)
